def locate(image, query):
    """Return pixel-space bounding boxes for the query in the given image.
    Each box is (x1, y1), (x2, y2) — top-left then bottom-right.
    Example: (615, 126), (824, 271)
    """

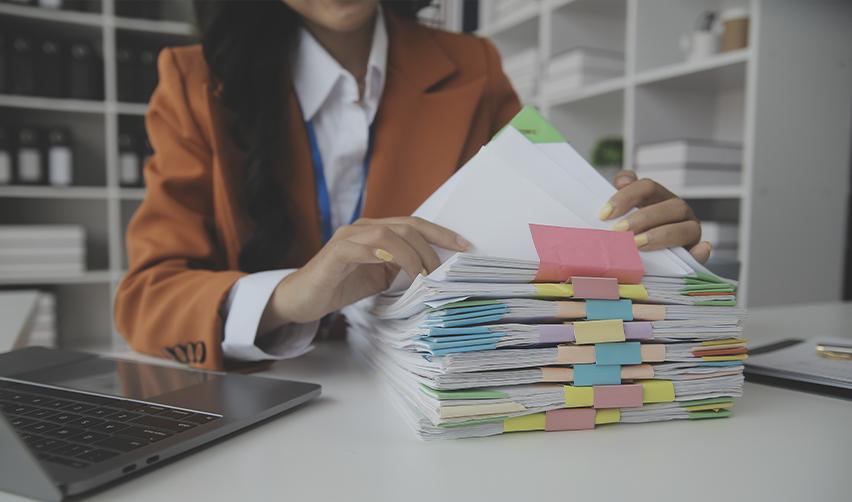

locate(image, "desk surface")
(4, 302), (852, 502)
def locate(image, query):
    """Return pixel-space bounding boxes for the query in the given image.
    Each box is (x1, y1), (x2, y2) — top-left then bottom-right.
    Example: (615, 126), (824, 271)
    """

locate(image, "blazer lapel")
(362, 12), (487, 218)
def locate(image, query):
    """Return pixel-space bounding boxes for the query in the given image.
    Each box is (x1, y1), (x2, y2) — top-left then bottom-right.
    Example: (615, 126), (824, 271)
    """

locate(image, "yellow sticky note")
(685, 402), (734, 412)
(640, 380), (675, 403)
(563, 385), (594, 407)
(534, 283), (574, 298)
(573, 319), (625, 344)
(702, 355), (748, 362)
(618, 284), (649, 300)
(504, 413), (546, 433)
(595, 409), (620, 425)
(699, 338), (747, 346)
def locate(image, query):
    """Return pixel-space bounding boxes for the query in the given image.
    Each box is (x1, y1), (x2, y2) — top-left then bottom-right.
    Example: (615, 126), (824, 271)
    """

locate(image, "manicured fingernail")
(598, 202), (613, 220)
(634, 233), (648, 247)
(421, 268), (429, 277)
(615, 175), (634, 186)
(456, 235), (471, 250)
(375, 248), (393, 262)
(612, 219), (630, 232)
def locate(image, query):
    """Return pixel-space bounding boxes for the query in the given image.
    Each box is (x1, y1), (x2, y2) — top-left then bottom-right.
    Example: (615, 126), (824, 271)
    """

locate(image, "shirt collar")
(293, 6), (388, 122)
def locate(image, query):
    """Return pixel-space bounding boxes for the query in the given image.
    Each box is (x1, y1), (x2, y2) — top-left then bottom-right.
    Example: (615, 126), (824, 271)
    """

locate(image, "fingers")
(354, 216), (470, 251)
(347, 226), (429, 279)
(386, 224), (441, 272)
(633, 220), (702, 252)
(611, 198), (695, 234)
(689, 241), (712, 264)
(599, 178), (675, 221)
(613, 170), (637, 189)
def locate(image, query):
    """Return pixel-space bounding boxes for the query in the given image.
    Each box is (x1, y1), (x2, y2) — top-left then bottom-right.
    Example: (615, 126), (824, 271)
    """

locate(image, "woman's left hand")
(598, 170), (712, 263)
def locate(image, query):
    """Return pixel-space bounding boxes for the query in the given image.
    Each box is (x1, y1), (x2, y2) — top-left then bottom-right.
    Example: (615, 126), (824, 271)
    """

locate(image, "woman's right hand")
(259, 217), (470, 331)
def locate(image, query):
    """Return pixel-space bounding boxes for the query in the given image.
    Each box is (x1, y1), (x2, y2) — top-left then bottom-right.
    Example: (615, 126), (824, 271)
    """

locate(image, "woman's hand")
(260, 217), (469, 331)
(598, 170), (712, 263)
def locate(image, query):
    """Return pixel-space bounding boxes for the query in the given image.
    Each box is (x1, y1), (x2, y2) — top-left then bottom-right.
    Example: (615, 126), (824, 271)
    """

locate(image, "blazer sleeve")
(482, 38), (522, 134)
(114, 48), (246, 371)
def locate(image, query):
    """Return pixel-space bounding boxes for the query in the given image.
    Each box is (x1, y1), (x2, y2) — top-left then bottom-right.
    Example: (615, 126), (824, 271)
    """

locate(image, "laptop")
(0, 346), (321, 501)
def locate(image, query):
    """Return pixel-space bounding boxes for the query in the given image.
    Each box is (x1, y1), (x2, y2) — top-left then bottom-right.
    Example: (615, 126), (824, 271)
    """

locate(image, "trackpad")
(13, 357), (220, 402)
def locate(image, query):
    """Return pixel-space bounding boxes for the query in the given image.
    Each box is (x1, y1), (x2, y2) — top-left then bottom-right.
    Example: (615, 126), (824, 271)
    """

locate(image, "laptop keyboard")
(0, 379), (221, 469)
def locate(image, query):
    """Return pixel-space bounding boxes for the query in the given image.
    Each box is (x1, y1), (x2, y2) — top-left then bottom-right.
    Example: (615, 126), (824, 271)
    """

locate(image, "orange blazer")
(114, 11), (521, 371)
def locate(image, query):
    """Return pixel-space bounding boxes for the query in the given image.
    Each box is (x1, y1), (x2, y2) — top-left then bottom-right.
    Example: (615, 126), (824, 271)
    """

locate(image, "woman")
(115, 0), (711, 371)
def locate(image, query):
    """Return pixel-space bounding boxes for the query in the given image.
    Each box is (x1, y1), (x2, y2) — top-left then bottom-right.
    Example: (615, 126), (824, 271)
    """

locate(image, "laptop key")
(130, 415), (196, 432)
(158, 409), (195, 421)
(120, 426), (172, 442)
(105, 410), (141, 422)
(44, 455), (90, 469)
(77, 449), (119, 463)
(6, 404), (37, 415)
(136, 404), (168, 415)
(31, 438), (68, 452)
(49, 412), (81, 423)
(23, 422), (60, 434)
(51, 443), (93, 457)
(89, 421), (129, 434)
(26, 408), (59, 420)
(9, 416), (36, 428)
(68, 417), (105, 429)
(183, 413), (219, 425)
(88, 407), (119, 417)
(67, 431), (109, 444)
(46, 427), (86, 440)
(61, 402), (95, 414)
(95, 436), (147, 452)
(44, 399), (73, 409)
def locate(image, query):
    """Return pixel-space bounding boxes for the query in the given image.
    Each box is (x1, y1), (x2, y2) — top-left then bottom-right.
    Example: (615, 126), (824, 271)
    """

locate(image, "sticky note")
(534, 283), (574, 298)
(505, 106), (567, 144)
(640, 380), (676, 403)
(540, 367), (573, 382)
(538, 324), (575, 344)
(556, 345), (596, 364)
(555, 301), (587, 319)
(688, 410), (732, 420)
(684, 402), (734, 412)
(419, 385), (509, 400)
(563, 385), (594, 407)
(573, 364), (622, 386)
(623, 321), (654, 340)
(545, 408), (596, 431)
(586, 299), (634, 321)
(574, 319), (625, 344)
(593, 384), (644, 408)
(618, 284), (649, 300)
(639, 344), (666, 362)
(529, 224), (645, 283)
(633, 304), (667, 321)
(504, 413), (546, 432)
(621, 364), (655, 380)
(595, 409), (621, 425)
(571, 276), (619, 300)
(595, 342), (642, 365)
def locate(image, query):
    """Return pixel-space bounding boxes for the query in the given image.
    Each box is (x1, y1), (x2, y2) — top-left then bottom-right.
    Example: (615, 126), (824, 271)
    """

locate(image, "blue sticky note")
(431, 343), (498, 356)
(429, 326), (492, 337)
(573, 364), (622, 386)
(586, 299), (633, 321)
(595, 342), (642, 365)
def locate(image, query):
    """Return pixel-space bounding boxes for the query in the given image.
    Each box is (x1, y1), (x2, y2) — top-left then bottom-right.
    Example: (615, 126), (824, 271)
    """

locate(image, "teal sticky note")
(595, 342), (642, 365)
(586, 299), (633, 321)
(573, 364), (622, 386)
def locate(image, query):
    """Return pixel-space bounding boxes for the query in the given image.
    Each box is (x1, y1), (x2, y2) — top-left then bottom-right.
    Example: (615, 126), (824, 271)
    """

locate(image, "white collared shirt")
(221, 8), (388, 361)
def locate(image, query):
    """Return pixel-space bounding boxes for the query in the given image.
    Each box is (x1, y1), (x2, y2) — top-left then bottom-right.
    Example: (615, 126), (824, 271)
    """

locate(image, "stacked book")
(501, 48), (539, 104)
(482, 0), (539, 27)
(0, 225), (86, 278)
(541, 47), (624, 96)
(635, 140), (743, 188)
(347, 107), (745, 440)
(26, 292), (58, 348)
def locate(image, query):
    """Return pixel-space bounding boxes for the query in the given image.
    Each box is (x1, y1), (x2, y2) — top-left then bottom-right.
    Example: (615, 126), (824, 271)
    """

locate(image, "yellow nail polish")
(634, 233), (648, 247)
(375, 248), (394, 262)
(421, 268), (429, 276)
(612, 220), (630, 232)
(598, 202), (613, 220)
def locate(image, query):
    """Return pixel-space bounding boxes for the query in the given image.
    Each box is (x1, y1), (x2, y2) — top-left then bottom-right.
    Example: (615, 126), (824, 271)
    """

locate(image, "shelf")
(478, 2), (540, 38)
(544, 77), (625, 107)
(0, 186), (108, 200)
(673, 186), (744, 199)
(112, 16), (195, 36)
(634, 49), (750, 89)
(119, 188), (146, 200)
(0, 270), (115, 286)
(0, 2), (103, 27)
(114, 102), (148, 116)
(0, 94), (106, 114)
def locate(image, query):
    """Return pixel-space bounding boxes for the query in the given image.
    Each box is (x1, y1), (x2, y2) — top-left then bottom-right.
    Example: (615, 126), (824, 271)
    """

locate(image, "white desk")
(4, 302), (852, 502)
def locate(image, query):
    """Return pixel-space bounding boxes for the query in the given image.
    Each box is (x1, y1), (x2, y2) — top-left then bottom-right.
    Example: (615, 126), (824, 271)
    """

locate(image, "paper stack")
(541, 48), (624, 96)
(635, 140), (742, 188)
(0, 225), (86, 277)
(347, 107), (745, 440)
(26, 292), (58, 348)
(501, 48), (539, 103)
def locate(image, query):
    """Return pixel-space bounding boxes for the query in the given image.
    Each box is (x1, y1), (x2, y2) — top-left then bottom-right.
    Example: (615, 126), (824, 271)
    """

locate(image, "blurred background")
(0, 0), (850, 354)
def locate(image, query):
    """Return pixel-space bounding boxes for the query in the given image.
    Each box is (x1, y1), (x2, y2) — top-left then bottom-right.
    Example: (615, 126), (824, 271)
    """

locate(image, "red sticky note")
(593, 384), (644, 409)
(545, 408), (596, 431)
(530, 224), (644, 283)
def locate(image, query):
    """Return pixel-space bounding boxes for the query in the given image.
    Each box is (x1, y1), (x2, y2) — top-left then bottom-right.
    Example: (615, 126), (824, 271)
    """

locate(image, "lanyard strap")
(305, 119), (374, 244)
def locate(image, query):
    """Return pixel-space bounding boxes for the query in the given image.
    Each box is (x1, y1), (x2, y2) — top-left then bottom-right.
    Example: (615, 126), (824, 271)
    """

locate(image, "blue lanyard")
(305, 120), (374, 244)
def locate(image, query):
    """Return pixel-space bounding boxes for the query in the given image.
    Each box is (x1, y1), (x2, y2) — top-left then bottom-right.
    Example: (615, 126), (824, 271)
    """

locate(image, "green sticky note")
(695, 300), (738, 307)
(680, 397), (734, 407)
(688, 409), (733, 420)
(419, 384), (509, 401)
(496, 106), (567, 144)
(681, 283), (736, 293)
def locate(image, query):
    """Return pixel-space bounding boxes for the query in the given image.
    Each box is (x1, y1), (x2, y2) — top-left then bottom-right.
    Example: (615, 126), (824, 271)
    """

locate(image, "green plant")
(591, 136), (624, 167)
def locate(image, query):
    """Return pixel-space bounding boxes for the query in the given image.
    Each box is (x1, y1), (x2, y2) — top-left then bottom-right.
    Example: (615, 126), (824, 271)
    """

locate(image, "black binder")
(138, 47), (159, 102)
(10, 35), (36, 96)
(0, 34), (8, 94)
(37, 38), (68, 98)
(68, 41), (102, 100)
(116, 46), (137, 102)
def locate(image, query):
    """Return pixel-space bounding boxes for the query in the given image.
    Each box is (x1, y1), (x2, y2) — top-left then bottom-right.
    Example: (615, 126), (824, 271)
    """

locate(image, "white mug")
(680, 31), (719, 61)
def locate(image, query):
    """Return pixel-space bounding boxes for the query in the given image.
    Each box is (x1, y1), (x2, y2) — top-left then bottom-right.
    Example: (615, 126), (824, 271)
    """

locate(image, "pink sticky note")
(530, 224), (644, 283)
(571, 276), (620, 300)
(545, 408), (596, 431)
(593, 384), (644, 408)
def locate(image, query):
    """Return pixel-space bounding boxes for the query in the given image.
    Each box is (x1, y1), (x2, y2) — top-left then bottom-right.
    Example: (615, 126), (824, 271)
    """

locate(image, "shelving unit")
(480, 0), (852, 307)
(0, 0), (196, 350)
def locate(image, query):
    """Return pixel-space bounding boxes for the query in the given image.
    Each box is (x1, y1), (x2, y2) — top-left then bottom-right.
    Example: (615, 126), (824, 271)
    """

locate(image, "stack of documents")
(0, 225), (86, 277)
(635, 140), (743, 188)
(541, 48), (624, 96)
(501, 48), (539, 103)
(347, 107), (745, 440)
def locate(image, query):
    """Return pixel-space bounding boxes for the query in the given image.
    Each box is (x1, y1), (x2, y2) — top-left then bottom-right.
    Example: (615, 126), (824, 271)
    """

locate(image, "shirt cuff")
(221, 269), (319, 362)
